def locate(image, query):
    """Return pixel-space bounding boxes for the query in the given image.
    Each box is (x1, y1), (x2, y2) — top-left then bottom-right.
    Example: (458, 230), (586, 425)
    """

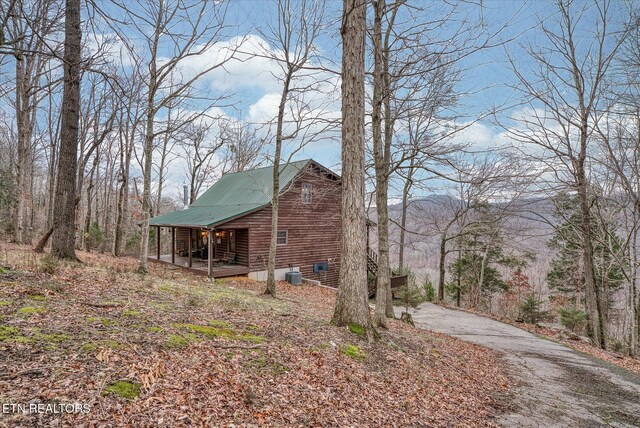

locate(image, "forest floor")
(0, 242), (509, 427)
(404, 303), (640, 428)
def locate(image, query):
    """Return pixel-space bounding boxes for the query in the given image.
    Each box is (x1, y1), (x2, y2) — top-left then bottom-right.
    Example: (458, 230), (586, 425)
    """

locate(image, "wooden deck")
(149, 255), (250, 278)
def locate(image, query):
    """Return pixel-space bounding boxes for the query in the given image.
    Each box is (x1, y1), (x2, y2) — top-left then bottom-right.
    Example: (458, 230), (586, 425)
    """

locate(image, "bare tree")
(106, 0), (238, 272)
(50, 0), (81, 260)
(112, 70), (143, 256)
(219, 119), (266, 174)
(331, 0), (375, 337)
(592, 9), (640, 354)
(255, 0), (329, 297)
(5, 0), (62, 244)
(506, 0), (630, 348)
(179, 120), (224, 204)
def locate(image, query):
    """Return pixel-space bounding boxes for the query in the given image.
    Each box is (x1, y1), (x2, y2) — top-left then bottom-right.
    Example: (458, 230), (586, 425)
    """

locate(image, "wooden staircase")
(367, 247), (407, 298)
(367, 247), (379, 297)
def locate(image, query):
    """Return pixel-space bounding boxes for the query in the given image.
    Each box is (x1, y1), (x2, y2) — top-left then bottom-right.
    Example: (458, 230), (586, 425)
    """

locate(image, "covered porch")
(148, 225), (250, 279)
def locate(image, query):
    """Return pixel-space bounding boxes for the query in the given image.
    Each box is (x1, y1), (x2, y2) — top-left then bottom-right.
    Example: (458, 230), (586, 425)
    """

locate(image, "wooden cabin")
(148, 160), (342, 287)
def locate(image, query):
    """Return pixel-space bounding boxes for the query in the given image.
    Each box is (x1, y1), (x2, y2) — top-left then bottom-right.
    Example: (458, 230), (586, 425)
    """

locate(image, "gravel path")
(400, 303), (640, 427)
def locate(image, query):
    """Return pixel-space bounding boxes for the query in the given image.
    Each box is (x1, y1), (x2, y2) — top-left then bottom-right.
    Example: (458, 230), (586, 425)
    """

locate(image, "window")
(301, 183), (312, 203)
(277, 230), (288, 245)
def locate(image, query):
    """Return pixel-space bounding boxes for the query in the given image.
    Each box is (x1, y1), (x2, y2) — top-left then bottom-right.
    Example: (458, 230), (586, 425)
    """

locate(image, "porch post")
(188, 228), (193, 268)
(171, 227), (175, 264)
(156, 226), (161, 260)
(208, 229), (213, 279)
(366, 221), (370, 251)
(213, 228), (217, 259)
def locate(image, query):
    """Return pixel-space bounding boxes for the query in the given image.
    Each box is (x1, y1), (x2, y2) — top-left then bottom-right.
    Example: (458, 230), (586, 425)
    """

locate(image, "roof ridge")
(221, 159), (311, 178)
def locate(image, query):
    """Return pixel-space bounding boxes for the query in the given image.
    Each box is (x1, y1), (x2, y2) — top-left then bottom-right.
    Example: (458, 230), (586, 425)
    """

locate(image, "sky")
(149, 0), (546, 198)
(1, 0), (632, 204)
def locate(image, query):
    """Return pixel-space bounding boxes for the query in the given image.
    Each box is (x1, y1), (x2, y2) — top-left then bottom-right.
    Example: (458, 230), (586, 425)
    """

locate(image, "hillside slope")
(0, 243), (509, 427)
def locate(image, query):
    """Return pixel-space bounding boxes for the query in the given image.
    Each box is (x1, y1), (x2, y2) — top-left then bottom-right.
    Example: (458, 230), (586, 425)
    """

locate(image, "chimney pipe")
(183, 184), (188, 207)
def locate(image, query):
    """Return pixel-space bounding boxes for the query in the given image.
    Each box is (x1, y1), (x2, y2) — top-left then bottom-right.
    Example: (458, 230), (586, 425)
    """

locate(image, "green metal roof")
(150, 159), (313, 228)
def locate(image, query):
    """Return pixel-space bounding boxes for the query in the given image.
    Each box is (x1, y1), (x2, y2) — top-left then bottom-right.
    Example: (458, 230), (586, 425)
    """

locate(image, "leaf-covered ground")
(0, 243), (510, 427)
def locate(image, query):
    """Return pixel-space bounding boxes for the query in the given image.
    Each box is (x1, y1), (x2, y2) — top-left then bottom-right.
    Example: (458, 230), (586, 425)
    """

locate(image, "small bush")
(85, 222), (104, 250)
(519, 294), (545, 324)
(38, 254), (59, 275)
(424, 279), (436, 302)
(558, 307), (587, 334)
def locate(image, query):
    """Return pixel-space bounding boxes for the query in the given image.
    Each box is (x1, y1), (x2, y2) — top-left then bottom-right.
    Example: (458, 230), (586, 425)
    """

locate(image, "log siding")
(221, 164), (342, 287)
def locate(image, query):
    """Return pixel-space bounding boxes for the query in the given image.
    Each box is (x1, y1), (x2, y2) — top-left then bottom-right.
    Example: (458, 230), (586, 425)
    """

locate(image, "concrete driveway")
(400, 303), (640, 427)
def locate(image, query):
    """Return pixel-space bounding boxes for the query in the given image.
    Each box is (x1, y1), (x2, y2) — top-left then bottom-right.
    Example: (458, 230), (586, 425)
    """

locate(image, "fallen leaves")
(0, 242), (510, 427)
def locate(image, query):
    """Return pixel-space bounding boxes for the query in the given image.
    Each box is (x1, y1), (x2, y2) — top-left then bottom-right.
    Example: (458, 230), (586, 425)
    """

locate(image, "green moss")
(208, 319), (231, 328)
(0, 300), (11, 306)
(163, 334), (190, 349)
(17, 306), (46, 317)
(172, 323), (265, 343)
(33, 330), (69, 343)
(347, 322), (365, 337)
(146, 327), (162, 333)
(28, 295), (46, 301)
(82, 339), (122, 351)
(0, 326), (21, 342)
(235, 334), (265, 343)
(103, 381), (141, 400)
(0, 326), (68, 346)
(0, 267), (6, 274)
(173, 323), (235, 338)
(80, 343), (98, 352)
(342, 344), (366, 361)
(122, 309), (141, 317)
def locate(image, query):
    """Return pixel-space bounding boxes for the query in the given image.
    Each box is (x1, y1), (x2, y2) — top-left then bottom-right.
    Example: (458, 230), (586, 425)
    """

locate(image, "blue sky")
(147, 0), (627, 201)
(1, 0), (631, 203)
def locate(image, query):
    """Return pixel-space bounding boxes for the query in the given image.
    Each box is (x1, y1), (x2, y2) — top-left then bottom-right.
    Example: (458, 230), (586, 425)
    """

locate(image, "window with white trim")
(277, 230), (288, 245)
(301, 183), (312, 203)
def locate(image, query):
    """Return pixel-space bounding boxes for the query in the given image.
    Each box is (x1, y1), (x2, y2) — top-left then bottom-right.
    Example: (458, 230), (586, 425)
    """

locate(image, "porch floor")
(150, 254), (250, 278)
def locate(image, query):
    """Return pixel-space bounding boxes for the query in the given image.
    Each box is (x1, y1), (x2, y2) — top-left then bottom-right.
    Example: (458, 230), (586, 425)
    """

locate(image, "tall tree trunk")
(14, 57), (34, 244)
(331, 0), (374, 338)
(456, 249), (462, 307)
(155, 127), (171, 215)
(473, 247), (489, 309)
(631, 207), (639, 356)
(113, 125), (133, 256)
(381, 13), (395, 319)
(137, 4), (163, 272)
(265, 72), (291, 297)
(577, 163), (605, 348)
(51, 0), (81, 260)
(139, 107), (154, 271)
(438, 234), (447, 302)
(398, 164), (414, 269)
(372, 0), (390, 327)
(83, 152), (98, 252)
